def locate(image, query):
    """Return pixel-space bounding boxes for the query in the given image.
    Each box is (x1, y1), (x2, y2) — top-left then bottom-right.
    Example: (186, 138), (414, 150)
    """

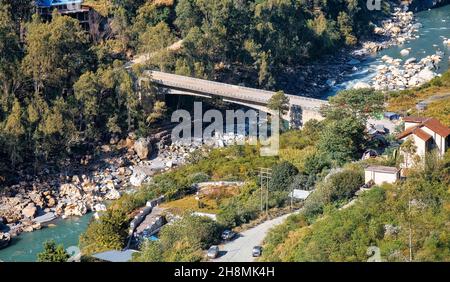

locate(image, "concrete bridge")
(144, 70), (328, 127)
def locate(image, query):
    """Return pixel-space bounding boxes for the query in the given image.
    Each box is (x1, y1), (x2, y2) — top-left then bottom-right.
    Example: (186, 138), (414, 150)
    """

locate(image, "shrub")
(269, 161), (299, 191)
(37, 240), (70, 262)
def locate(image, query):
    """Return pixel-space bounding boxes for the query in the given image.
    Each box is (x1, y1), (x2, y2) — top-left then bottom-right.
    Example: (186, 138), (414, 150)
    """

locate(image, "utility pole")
(409, 197), (413, 262)
(259, 168), (272, 217)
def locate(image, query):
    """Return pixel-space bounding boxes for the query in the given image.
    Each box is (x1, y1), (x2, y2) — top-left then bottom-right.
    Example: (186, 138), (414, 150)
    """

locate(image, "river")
(0, 214), (92, 262)
(324, 4), (450, 97)
(1, 4), (449, 263)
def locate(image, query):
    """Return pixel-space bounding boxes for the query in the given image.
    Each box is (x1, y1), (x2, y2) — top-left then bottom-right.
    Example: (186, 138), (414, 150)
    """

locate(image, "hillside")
(260, 152), (450, 262)
(387, 70), (450, 126)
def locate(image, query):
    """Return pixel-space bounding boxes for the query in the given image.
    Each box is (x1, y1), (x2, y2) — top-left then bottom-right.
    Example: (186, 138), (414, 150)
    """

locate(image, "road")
(212, 212), (295, 262)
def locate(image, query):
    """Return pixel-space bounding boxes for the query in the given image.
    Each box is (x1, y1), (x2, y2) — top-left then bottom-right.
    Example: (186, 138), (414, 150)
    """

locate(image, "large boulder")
(93, 203), (107, 212)
(46, 196), (57, 208)
(130, 170), (147, 187)
(105, 189), (121, 200)
(22, 203), (37, 218)
(352, 82), (372, 89)
(29, 191), (46, 208)
(60, 183), (83, 200)
(63, 202), (88, 217)
(414, 68), (436, 84)
(133, 138), (152, 160)
(400, 49), (410, 56)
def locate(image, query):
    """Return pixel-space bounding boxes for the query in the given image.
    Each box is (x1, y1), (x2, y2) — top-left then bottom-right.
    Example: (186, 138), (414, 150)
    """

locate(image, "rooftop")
(91, 250), (138, 262)
(36, 0), (83, 7)
(402, 116), (429, 123)
(365, 166), (400, 174)
(397, 117), (450, 140)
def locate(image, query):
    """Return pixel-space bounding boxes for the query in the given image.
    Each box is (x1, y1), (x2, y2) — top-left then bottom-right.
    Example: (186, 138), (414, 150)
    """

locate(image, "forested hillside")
(0, 0), (397, 184)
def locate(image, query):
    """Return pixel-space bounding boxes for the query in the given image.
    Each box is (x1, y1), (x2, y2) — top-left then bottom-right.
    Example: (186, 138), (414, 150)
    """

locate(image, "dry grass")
(160, 184), (241, 215)
(160, 195), (221, 215)
(83, 0), (111, 16)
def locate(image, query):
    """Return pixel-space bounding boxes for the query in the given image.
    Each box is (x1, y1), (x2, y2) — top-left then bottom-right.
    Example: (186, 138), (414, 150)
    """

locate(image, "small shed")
(364, 166), (400, 185)
(91, 250), (138, 262)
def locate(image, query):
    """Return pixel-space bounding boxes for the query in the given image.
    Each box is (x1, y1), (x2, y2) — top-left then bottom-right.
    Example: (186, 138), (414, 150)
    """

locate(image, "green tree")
(322, 88), (385, 122)
(138, 22), (177, 71)
(269, 161), (299, 191)
(267, 91), (290, 117)
(37, 240), (69, 262)
(3, 99), (25, 167)
(317, 117), (366, 166)
(22, 13), (91, 95)
(133, 240), (163, 262)
(399, 136), (417, 171)
(174, 0), (202, 37)
(0, 3), (22, 112)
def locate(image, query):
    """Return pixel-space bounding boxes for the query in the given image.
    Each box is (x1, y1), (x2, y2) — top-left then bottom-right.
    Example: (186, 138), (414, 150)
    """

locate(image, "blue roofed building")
(35, 0), (91, 29)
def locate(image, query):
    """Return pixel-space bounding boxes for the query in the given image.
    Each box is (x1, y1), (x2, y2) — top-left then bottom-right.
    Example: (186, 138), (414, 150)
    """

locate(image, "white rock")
(416, 68), (436, 82)
(352, 82), (372, 89)
(63, 202), (87, 217)
(400, 49), (410, 56)
(60, 183), (83, 200)
(105, 189), (121, 200)
(405, 57), (417, 64)
(130, 171), (147, 187)
(93, 204), (107, 212)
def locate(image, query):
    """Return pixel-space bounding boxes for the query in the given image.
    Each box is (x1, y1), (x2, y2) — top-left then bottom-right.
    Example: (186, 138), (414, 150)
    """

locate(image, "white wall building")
(398, 117), (450, 170)
(364, 166), (401, 185)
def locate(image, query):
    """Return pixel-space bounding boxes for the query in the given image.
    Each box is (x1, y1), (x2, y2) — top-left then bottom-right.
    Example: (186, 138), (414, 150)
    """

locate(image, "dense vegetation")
(106, 0), (390, 87)
(0, 1), (169, 183)
(261, 151), (450, 261)
(0, 0), (396, 184)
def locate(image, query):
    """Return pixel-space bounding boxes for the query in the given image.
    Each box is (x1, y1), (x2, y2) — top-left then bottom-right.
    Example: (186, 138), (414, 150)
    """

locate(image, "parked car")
(207, 245), (220, 259)
(252, 246), (262, 257)
(221, 230), (236, 240)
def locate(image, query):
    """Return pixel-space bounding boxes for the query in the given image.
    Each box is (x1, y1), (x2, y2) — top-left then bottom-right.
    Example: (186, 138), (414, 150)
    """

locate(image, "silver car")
(252, 246), (262, 257)
(207, 245), (219, 259)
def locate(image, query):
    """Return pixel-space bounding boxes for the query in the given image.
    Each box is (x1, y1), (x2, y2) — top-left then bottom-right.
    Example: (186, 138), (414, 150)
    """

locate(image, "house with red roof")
(397, 117), (450, 169)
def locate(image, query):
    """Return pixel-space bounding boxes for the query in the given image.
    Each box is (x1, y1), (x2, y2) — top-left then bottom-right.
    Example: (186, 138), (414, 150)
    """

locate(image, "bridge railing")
(147, 71), (328, 103)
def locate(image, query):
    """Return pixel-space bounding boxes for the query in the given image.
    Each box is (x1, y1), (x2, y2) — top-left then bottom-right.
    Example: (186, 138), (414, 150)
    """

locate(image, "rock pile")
(372, 52), (442, 91)
(358, 9), (418, 55)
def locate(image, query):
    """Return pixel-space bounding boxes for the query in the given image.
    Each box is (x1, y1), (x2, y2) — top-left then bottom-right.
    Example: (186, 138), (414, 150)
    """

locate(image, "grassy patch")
(160, 195), (221, 214)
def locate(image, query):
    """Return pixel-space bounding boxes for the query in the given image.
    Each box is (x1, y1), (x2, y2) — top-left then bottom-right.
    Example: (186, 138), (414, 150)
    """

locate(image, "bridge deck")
(146, 70), (328, 111)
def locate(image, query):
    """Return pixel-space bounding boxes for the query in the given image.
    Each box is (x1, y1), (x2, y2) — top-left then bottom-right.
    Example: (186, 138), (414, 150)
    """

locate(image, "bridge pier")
(288, 105), (303, 129)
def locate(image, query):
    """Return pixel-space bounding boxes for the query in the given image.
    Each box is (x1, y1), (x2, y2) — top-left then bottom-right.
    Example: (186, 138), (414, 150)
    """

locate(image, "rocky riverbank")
(0, 126), (249, 241)
(281, 7), (442, 96)
(370, 52), (443, 91)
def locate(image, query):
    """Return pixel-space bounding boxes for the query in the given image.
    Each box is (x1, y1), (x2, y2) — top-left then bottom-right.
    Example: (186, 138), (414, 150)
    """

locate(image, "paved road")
(212, 212), (295, 262)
